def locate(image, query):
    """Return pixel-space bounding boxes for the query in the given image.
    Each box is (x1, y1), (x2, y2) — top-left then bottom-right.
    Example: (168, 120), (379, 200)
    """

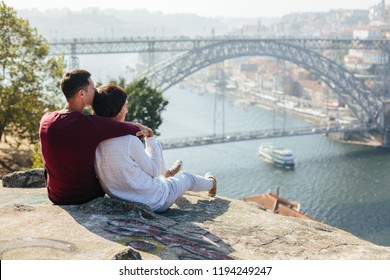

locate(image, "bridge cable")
(282, 59), (287, 133)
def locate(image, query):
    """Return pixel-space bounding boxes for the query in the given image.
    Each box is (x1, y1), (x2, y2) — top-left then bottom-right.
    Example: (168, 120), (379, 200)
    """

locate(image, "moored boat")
(258, 144), (295, 168)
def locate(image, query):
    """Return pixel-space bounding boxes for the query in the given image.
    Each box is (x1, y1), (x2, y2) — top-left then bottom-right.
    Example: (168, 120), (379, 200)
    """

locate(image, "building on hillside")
(344, 49), (386, 73)
(352, 23), (383, 39)
(369, 0), (389, 22)
(344, 22), (388, 76)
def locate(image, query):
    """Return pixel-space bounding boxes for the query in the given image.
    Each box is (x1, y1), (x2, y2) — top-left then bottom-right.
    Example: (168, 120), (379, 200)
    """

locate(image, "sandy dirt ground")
(0, 139), (33, 177)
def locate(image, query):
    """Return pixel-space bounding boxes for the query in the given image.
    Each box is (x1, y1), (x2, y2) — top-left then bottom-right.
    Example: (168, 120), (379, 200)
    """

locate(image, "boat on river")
(258, 144), (295, 168)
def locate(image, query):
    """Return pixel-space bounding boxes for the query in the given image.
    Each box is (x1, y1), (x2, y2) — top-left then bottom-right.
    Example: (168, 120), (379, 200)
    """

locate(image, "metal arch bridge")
(48, 37), (390, 133)
(138, 38), (389, 132)
(160, 123), (378, 150)
(49, 37), (390, 55)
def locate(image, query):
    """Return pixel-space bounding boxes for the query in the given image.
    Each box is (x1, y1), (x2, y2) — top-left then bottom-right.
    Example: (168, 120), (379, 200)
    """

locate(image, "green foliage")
(31, 143), (44, 168)
(0, 1), (66, 144)
(109, 77), (169, 135)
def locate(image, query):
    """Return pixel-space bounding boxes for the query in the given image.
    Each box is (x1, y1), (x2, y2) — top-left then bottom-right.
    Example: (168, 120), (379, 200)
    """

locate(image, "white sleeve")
(128, 136), (162, 178)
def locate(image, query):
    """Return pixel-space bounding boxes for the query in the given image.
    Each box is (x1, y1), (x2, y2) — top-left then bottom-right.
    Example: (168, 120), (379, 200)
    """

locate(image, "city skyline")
(3, 0), (384, 18)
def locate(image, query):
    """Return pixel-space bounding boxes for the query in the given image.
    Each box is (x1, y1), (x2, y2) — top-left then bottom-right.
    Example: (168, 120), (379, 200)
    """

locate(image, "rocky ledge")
(1, 169), (390, 260)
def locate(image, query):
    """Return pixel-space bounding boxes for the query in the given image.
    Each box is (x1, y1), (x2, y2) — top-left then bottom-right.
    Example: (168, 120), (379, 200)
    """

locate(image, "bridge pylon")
(69, 39), (79, 70)
(212, 62), (226, 138)
(380, 100), (390, 146)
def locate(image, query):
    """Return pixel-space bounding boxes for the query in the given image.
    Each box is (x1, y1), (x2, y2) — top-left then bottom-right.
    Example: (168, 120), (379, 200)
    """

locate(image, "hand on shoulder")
(132, 123), (154, 137)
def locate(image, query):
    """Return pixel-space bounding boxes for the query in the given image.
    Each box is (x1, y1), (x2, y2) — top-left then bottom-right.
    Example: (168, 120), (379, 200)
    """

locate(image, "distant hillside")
(15, 7), (370, 40)
(16, 8), (263, 39)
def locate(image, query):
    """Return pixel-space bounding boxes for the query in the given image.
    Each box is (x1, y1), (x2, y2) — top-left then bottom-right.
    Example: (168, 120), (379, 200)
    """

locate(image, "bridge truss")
(161, 123), (378, 149)
(49, 37), (390, 55)
(49, 37), (390, 133)
(142, 39), (385, 130)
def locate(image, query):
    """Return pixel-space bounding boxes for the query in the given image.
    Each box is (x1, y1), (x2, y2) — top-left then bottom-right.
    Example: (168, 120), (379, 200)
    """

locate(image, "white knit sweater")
(94, 135), (169, 211)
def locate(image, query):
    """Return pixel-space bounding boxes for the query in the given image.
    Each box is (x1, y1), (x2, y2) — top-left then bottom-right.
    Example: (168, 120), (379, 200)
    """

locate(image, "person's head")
(60, 69), (95, 105)
(92, 83), (128, 122)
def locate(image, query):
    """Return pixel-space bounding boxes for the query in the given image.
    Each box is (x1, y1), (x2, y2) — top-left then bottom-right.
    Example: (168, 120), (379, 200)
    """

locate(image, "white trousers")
(156, 171), (214, 212)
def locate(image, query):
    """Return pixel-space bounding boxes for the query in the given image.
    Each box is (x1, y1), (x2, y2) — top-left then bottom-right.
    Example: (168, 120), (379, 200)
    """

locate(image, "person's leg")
(156, 171), (214, 212)
(156, 140), (167, 177)
(156, 140), (182, 178)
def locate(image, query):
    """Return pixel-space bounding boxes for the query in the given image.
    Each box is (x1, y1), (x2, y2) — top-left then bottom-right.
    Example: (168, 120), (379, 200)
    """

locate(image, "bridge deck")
(48, 37), (390, 55)
(160, 124), (377, 149)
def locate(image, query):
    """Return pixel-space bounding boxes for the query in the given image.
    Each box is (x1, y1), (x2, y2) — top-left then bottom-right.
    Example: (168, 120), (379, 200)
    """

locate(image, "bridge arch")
(142, 40), (381, 126)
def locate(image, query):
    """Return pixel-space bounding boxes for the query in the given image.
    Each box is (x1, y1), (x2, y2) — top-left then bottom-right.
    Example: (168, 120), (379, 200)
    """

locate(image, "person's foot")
(205, 172), (217, 197)
(166, 160), (183, 177)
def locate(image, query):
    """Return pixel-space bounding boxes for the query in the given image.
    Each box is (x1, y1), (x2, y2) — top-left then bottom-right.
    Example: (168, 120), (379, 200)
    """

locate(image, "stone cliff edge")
(1, 169), (389, 260)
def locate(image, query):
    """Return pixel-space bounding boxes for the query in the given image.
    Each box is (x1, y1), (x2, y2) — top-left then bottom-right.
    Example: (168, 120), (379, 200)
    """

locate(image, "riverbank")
(181, 82), (384, 147)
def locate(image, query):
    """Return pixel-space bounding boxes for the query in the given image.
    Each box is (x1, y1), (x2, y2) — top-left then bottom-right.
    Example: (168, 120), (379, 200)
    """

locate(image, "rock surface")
(2, 168), (45, 189)
(1, 169), (390, 260)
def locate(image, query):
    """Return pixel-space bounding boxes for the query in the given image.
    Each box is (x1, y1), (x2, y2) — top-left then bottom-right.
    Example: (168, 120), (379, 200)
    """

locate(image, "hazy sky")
(3, 0), (383, 18)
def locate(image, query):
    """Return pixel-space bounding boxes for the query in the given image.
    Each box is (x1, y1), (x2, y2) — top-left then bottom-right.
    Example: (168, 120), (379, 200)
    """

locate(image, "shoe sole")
(167, 160), (183, 177)
(206, 173), (217, 197)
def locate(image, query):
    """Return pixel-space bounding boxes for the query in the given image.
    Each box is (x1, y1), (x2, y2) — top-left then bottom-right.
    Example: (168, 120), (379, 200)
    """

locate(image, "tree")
(109, 77), (169, 135)
(0, 1), (65, 144)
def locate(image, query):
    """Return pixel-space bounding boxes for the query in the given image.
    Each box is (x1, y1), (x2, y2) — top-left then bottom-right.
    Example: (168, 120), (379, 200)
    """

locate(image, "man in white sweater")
(92, 83), (217, 212)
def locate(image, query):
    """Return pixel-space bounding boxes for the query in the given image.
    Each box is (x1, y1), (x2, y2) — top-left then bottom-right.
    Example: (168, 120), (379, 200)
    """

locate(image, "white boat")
(258, 144), (295, 168)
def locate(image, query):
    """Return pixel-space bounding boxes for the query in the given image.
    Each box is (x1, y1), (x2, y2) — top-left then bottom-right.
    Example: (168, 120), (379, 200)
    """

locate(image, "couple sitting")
(92, 83), (217, 212)
(40, 69), (216, 212)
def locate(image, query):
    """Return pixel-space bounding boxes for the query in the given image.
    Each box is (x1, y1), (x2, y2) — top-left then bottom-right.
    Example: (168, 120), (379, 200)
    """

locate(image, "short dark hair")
(93, 83), (127, 118)
(60, 69), (91, 99)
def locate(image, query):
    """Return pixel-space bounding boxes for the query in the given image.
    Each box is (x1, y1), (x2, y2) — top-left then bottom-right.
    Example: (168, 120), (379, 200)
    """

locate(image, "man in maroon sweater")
(39, 69), (151, 205)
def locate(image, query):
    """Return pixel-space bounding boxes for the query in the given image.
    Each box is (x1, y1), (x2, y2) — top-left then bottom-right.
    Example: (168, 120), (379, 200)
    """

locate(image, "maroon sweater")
(39, 111), (140, 205)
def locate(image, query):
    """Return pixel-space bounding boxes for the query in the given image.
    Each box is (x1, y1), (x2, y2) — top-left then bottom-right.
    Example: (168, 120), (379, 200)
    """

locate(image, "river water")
(158, 86), (390, 247)
(78, 53), (390, 246)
